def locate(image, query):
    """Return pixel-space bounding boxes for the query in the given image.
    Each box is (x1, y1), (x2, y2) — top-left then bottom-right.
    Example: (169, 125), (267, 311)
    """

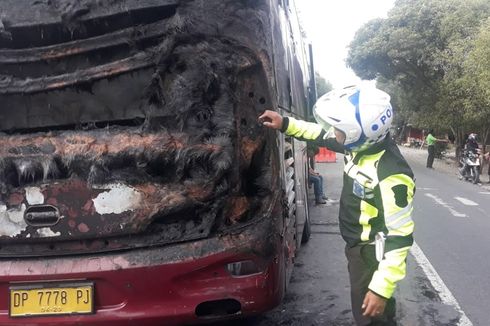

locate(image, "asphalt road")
(217, 148), (490, 326)
(407, 151), (490, 326)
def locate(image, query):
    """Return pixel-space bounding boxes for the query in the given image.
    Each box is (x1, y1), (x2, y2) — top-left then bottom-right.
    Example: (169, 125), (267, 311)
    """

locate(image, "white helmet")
(313, 83), (393, 152)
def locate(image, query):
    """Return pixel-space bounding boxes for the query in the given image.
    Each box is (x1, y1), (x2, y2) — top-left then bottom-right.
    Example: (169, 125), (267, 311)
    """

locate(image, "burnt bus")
(0, 0), (315, 324)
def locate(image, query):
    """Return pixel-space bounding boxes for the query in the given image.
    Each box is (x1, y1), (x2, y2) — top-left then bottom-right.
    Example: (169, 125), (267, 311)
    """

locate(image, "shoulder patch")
(392, 184), (408, 207)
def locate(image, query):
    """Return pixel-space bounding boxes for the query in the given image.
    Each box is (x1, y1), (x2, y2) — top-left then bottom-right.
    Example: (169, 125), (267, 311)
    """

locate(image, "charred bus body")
(0, 0), (315, 324)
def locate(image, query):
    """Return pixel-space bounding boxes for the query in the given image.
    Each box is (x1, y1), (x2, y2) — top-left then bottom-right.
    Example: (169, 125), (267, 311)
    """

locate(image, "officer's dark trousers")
(345, 245), (396, 326)
(426, 145), (435, 168)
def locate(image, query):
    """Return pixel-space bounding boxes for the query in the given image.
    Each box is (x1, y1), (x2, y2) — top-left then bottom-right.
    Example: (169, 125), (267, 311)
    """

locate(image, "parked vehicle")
(459, 149), (481, 184)
(0, 0), (314, 324)
(409, 138), (423, 148)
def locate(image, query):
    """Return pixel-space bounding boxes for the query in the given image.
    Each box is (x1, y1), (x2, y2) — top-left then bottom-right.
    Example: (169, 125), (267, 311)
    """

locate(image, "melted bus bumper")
(0, 216), (286, 326)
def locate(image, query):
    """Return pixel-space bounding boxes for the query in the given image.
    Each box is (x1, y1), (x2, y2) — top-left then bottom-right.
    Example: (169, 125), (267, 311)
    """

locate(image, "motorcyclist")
(465, 133), (479, 154)
(460, 133), (481, 183)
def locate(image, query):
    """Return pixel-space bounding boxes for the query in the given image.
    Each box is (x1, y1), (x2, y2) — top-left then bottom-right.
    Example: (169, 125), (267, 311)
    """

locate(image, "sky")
(295, 0), (395, 88)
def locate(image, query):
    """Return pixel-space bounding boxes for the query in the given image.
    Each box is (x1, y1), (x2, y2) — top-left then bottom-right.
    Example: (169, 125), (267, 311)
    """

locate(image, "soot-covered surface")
(0, 0), (282, 255)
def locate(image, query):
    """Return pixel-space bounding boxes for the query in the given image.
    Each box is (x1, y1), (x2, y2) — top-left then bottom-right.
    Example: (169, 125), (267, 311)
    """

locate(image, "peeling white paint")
(25, 187), (45, 205)
(37, 228), (61, 238)
(7, 204), (26, 224)
(93, 184), (142, 215)
(0, 204), (28, 237)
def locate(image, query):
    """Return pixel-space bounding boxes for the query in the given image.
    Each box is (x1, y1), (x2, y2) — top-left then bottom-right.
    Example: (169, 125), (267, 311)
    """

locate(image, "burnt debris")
(0, 0), (279, 252)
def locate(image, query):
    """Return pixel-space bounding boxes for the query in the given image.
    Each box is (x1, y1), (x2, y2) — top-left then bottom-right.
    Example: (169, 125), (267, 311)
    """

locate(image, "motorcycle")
(458, 149), (481, 184)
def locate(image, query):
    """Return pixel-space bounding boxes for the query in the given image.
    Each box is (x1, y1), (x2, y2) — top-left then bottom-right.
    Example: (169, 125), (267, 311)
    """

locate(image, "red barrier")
(315, 147), (336, 163)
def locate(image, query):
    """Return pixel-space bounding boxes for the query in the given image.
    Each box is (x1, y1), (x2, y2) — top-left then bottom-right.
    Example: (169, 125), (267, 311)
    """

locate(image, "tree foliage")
(315, 72), (333, 98)
(462, 18), (490, 146)
(346, 0), (490, 146)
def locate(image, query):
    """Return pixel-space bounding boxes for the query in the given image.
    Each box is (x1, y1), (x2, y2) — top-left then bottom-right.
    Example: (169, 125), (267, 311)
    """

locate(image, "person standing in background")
(484, 151), (490, 183)
(425, 130), (446, 169)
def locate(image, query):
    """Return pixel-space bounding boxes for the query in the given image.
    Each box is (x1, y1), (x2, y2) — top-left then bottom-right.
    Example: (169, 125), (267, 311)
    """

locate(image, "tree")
(315, 72), (332, 98)
(461, 18), (490, 150)
(347, 0), (490, 148)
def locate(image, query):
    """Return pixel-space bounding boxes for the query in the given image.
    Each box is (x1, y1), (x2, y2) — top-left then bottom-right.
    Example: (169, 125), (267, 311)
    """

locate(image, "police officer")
(259, 84), (415, 325)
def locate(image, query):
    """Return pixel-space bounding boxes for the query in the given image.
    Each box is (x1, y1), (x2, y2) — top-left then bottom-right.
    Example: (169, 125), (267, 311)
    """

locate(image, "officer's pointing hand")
(259, 110), (283, 130)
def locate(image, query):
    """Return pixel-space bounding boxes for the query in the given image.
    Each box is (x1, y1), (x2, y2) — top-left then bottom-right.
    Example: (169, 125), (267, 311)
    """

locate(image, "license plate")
(9, 282), (94, 317)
